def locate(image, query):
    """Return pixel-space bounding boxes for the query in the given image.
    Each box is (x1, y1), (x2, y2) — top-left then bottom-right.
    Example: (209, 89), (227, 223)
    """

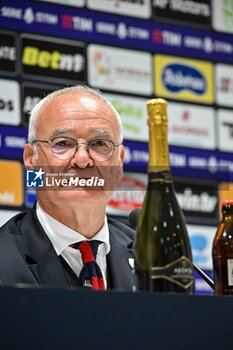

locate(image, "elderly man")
(0, 85), (135, 290)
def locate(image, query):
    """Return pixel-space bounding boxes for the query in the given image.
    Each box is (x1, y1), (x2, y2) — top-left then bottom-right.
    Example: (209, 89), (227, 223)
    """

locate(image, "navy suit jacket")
(0, 205), (135, 290)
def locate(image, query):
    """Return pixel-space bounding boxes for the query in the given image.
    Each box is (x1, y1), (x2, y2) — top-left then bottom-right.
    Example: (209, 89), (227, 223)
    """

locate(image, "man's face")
(24, 92), (124, 209)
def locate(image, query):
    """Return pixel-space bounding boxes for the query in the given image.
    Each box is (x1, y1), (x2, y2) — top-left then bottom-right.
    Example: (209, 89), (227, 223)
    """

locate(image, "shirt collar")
(36, 202), (110, 256)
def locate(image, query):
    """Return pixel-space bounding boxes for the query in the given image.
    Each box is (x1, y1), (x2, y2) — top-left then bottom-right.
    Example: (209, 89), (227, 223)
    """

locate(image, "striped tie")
(70, 240), (105, 290)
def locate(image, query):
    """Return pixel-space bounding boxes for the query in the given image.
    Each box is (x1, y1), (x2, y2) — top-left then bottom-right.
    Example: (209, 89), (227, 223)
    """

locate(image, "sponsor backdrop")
(1, 0), (233, 294)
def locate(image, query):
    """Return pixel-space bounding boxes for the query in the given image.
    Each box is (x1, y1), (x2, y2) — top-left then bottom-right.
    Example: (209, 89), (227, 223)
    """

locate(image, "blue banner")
(0, 125), (27, 159)
(123, 140), (233, 181)
(1, 0), (233, 63)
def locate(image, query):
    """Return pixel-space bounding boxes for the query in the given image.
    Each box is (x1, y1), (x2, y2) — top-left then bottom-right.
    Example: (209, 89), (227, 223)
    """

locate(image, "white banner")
(0, 79), (20, 125)
(87, 0), (151, 18)
(188, 224), (217, 270)
(167, 102), (216, 149)
(88, 44), (152, 95)
(216, 64), (233, 107)
(104, 93), (148, 141)
(217, 109), (233, 152)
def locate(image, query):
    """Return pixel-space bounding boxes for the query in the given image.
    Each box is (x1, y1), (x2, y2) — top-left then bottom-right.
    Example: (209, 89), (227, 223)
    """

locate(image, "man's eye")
(53, 140), (69, 148)
(56, 141), (68, 147)
(92, 140), (107, 147)
(90, 140), (113, 155)
(52, 139), (75, 151)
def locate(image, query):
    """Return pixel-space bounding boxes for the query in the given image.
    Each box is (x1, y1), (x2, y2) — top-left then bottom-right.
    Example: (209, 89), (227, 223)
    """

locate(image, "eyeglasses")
(32, 136), (121, 162)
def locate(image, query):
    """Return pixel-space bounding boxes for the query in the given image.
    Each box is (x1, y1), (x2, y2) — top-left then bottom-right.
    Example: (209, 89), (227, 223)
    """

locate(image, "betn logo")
(162, 64), (206, 94)
(27, 168), (45, 187)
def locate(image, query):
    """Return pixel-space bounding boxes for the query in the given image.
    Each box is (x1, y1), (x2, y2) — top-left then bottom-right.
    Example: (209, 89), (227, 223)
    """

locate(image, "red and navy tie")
(70, 240), (105, 290)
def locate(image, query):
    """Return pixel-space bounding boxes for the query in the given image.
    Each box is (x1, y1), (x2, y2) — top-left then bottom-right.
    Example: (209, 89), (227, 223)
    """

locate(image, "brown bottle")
(212, 200), (233, 295)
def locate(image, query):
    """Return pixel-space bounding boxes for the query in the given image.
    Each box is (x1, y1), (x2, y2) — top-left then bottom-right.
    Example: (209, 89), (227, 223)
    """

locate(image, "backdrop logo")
(0, 30), (17, 74)
(21, 34), (86, 83)
(216, 64), (233, 107)
(0, 160), (23, 206)
(0, 79), (21, 126)
(152, 0), (211, 28)
(88, 44), (152, 95)
(22, 83), (57, 126)
(22, 47), (84, 72)
(27, 168), (45, 187)
(154, 54), (214, 104)
(87, 0), (150, 18)
(162, 64), (206, 94)
(190, 234), (208, 266)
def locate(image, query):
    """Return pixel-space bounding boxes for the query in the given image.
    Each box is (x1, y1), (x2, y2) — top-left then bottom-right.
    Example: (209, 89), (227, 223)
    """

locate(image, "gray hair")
(28, 85), (123, 143)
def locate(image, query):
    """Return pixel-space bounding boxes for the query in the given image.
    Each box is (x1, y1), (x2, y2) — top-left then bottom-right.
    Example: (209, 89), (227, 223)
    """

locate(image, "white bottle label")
(227, 259), (233, 286)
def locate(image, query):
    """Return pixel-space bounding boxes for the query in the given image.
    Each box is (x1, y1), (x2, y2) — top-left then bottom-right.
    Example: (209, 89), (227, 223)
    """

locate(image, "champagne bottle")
(134, 98), (194, 293)
(212, 200), (233, 295)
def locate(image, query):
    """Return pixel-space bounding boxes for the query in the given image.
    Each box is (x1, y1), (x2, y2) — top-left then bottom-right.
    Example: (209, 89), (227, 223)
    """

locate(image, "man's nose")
(70, 143), (94, 168)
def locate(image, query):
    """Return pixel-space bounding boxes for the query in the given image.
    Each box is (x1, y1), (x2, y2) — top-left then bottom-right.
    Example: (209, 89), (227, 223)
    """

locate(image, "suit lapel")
(107, 221), (135, 291)
(21, 206), (69, 286)
(21, 206), (135, 289)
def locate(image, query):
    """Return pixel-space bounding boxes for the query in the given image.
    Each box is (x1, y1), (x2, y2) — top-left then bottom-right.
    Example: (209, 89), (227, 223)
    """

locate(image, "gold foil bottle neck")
(147, 98), (170, 171)
(147, 98), (167, 127)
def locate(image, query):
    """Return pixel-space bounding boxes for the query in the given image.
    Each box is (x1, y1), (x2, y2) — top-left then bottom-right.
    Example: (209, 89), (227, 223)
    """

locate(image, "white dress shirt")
(36, 202), (110, 288)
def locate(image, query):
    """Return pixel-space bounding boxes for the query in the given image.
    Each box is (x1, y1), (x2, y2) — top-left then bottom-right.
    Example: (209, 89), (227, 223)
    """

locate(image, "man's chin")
(37, 186), (114, 205)
(55, 188), (104, 200)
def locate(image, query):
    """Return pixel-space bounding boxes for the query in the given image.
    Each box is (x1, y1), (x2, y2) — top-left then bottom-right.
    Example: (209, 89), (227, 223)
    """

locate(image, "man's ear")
(117, 145), (125, 182)
(23, 143), (35, 169)
(119, 144), (125, 165)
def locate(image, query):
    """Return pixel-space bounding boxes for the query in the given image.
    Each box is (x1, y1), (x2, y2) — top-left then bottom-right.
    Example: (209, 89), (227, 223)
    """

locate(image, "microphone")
(128, 208), (141, 231)
(129, 208), (214, 291)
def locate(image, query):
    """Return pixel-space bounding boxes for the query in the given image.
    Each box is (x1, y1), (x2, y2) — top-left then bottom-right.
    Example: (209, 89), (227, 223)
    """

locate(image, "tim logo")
(27, 168), (45, 187)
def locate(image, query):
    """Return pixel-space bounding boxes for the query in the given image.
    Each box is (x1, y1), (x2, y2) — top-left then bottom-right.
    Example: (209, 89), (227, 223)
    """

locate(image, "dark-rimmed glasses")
(32, 136), (121, 162)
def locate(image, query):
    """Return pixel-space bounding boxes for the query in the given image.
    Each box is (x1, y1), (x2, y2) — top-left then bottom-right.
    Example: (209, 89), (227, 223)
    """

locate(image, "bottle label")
(148, 170), (172, 183)
(227, 259), (233, 286)
(150, 256), (194, 289)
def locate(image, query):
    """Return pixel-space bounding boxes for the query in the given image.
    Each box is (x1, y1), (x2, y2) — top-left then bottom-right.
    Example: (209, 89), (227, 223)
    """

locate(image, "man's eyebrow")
(91, 128), (113, 138)
(50, 129), (73, 139)
(49, 128), (114, 139)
